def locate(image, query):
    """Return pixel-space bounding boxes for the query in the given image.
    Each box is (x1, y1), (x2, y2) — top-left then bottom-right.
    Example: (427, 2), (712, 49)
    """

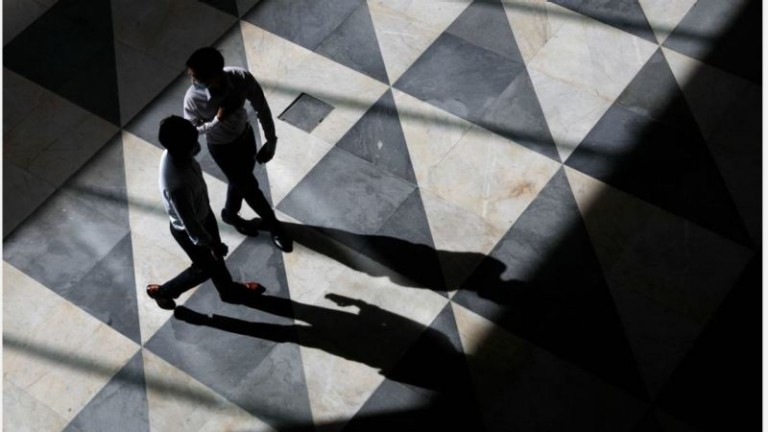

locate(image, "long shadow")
(175, 291), (484, 431)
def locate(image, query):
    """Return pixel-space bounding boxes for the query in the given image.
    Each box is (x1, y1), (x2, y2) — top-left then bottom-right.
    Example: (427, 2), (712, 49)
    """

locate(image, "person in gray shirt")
(184, 46), (292, 252)
(146, 115), (262, 309)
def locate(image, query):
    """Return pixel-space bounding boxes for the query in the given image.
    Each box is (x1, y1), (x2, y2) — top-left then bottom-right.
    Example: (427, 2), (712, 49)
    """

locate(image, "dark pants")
(208, 124), (278, 228)
(159, 209), (236, 299)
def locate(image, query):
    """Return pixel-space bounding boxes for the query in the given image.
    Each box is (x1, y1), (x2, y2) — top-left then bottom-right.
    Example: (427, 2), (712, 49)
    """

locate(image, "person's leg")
(155, 224), (211, 298)
(208, 128), (278, 227)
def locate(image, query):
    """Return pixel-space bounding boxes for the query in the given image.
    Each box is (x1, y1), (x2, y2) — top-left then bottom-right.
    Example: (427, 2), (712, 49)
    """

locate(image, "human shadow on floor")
(174, 292), (484, 430)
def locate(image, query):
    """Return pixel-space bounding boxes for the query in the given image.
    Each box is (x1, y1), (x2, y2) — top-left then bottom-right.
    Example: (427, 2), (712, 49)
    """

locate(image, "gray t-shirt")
(183, 66), (276, 145)
(159, 150), (213, 247)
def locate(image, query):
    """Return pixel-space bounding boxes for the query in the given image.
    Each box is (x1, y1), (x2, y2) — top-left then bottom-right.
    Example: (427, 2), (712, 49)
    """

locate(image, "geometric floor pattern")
(3, 0), (761, 431)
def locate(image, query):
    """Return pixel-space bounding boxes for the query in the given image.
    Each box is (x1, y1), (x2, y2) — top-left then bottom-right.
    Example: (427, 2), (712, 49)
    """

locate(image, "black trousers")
(159, 209), (236, 299)
(208, 124), (278, 228)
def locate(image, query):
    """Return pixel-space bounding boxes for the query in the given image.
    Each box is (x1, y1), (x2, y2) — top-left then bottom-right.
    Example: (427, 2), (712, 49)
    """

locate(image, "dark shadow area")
(174, 291), (484, 431)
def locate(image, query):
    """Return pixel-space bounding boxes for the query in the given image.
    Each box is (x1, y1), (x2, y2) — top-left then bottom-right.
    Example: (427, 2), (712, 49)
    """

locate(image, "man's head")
(186, 47), (224, 89)
(159, 115), (199, 158)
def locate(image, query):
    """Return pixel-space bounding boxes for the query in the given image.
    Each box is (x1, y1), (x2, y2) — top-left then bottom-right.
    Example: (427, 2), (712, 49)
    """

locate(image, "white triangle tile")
(419, 188), (508, 294)
(393, 88), (473, 188)
(528, 67), (613, 161)
(662, 47), (752, 140)
(503, 0), (579, 64)
(142, 349), (276, 432)
(4, 380), (69, 432)
(241, 20), (389, 146)
(265, 121), (334, 208)
(528, 5), (658, 104)
(416, 122), (561, 235)
(368, 1), (468, 83)
(3, 261), (140, 423)
(638, 0), (696, 44)
(565, 167), (753, 325)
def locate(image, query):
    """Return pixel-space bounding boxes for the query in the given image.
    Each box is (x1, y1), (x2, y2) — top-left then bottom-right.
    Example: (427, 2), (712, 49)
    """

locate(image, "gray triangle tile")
(244, 0), (364, 51)
(551, 0), (657, 43)
(4, 0), (121, 125)
(3, 160), (56, 239)
(277, 147), (416, 252)
(316, 2), (389, 83)
(565, 49), (751, 246)
(336, 89), (416, 183)
(453, 169), (647, 398)
(345, 303), (484, 431)
(662, 0), (760, 84)
(4, 189), (131, 302)
(446, 0), (523, 62)
(63, 351), (149, 432)
(359, 188), (447, 294)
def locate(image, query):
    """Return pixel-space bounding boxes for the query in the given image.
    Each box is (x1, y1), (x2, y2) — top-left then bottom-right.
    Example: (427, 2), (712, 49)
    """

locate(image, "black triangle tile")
(663, 0), (760, 84)
(345, 304), (484, 431)
(453, 169), (647, 398)
(360, 189), (447, 294)
(446, 0), (524, 62)
(632, 409), (665, 432)
(655, 255), (761, 432)
(63, 351), (149, 432)
(550, 0), (657, 43)
(565, 49), (751, 246)
(336, 89), (416, 184)
(316, 2), (389, 83)
(244, 0), (364, 51)
(200, 0), (239, 18)
(4, 0), (121, 125)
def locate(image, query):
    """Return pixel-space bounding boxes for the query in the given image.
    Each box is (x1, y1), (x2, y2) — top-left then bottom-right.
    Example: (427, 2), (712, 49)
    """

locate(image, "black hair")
(186, 47), (224, 81)
(158, 115), (198, 156)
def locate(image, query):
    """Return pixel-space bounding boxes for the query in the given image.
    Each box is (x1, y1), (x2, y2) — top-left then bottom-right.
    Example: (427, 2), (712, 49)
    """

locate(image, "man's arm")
(244, 73), (278, 163)
(183, 91), (221, 135)
(167, 189), (214, 248)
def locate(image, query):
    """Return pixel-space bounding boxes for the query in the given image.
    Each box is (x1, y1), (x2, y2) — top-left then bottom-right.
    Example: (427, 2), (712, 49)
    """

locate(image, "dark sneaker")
(221, 281), (265, 304)
(221, 210), (262, 236)
(146, 284), (176, 310)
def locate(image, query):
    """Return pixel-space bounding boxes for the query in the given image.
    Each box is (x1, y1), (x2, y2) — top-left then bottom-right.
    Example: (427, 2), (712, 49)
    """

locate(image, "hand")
(325, 293), (362, 308)
(210, 242), (229, 260)
(256, 138), (277, 164)
(216, 106), (227, 120)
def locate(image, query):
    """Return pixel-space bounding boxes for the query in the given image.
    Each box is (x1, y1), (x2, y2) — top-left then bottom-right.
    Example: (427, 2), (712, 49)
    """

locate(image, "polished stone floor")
(3, 0), (761, 431)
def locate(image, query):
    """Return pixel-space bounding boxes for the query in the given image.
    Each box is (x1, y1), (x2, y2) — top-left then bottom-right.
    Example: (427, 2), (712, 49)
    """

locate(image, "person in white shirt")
(146, 115), (261, 309)
(183, 47), (291, 252)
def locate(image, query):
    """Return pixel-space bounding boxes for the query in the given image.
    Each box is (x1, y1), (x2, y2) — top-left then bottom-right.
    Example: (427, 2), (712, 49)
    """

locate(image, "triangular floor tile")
(346, 303), (484, 430)
(452, 303), (649, 431)
(395, 4), (558, 160)
(199, 0), (239, 18)
(638, 0), (696, 44)
(662, 0), (760, 84)
(316, 1), (389, 83)
(565, 49), (750, 246)
(360, 189), (447, 294)
(453, 169), (647, 398)
(63, 351), (150, 432)
(5, 0), (121, 125)
(336, 89), (416, 184)
(244, 0), (364, 52)
(655, 255), (761, 431)
(551, 0), (657, 43)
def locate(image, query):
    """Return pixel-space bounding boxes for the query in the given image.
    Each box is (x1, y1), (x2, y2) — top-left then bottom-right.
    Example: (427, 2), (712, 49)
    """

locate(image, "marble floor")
(3, 0), (762, 431)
